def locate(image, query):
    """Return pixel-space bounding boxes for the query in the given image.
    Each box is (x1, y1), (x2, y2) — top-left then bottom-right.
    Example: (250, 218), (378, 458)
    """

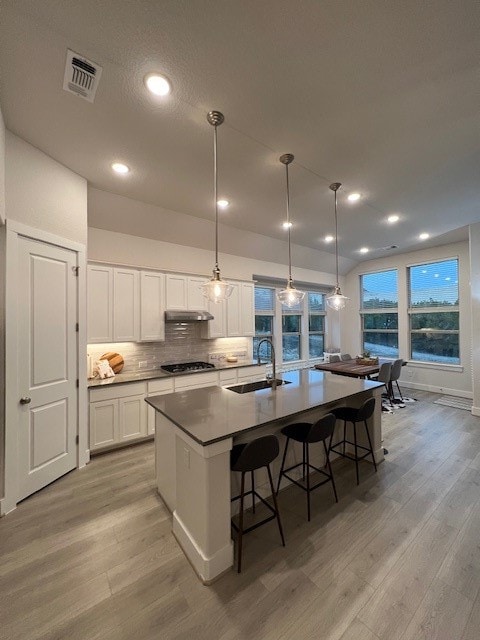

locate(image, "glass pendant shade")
(278, 280), (305, 308)
(201, 269), (234, 304)
(202, 110), (233, 303)
(276, 153), (305, 307)
(327, 182), (349, 311)
(326, 286), (349, 310)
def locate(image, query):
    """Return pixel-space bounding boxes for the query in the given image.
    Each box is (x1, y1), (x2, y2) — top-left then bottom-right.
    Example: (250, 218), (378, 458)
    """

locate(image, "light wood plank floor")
(2, 390), (480, 639)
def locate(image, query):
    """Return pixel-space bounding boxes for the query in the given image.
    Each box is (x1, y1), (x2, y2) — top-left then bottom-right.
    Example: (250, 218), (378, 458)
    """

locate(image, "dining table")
(314, 358), (386, 379)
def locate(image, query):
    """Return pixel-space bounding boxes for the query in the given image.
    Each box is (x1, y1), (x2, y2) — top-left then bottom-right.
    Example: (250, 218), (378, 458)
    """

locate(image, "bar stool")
(230, 434), (285, 573)
(330, 397), (377, 485)
(276, 413), (338, 521)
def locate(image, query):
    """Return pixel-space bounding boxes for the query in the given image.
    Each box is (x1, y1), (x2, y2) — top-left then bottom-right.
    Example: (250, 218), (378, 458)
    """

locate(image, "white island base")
(151, 374), (383, 584)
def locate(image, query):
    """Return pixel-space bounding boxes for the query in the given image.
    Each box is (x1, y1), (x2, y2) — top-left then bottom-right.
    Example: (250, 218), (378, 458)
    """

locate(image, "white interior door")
(17, 237), (78, 501)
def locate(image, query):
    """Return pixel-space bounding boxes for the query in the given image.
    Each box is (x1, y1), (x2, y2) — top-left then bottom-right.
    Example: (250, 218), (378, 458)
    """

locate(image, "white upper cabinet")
(226, 282), (241, 337)
(140, 271), (165, 342)
(187, 277), (208, 311)
(202, 299), (226, 338)
(165, 274), (188, 309)
(113, 268), (139, 342)
(87, 265), (114, 343)
(240, 282), (255, 337)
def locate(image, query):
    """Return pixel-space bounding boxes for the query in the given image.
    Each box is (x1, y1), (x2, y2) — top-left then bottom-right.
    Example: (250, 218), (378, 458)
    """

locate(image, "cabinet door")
(87, 265), (113, 343)
(165, 274), (188, 309)
(113, 268), (139, 341)
(187, 276), (208, 311)
(140, 271), (165, 341)
(202, 299), (226, 338)
(119, 394), (147, 442)
(240, 282), (255, 337)
(226, 282), (241, 337)
(89, 399), (118, 451)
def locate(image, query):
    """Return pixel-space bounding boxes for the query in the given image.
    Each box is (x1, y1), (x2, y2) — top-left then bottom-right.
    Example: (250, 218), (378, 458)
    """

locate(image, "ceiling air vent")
(63, 49), (102, 103)
(380, 245), (398, 251)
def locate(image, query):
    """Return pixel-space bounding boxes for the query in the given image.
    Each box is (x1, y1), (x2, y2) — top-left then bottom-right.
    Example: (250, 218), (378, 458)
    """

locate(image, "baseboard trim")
(172, 511), (233, 584)
(0, 496), (17, 517)
(400, 381), (473, 399)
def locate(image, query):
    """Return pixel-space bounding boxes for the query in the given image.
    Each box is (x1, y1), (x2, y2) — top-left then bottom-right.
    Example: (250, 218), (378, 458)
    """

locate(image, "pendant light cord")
(334, 188), (339, 287)
(285, 162), (292, 284)
(213, 123), (219, 273)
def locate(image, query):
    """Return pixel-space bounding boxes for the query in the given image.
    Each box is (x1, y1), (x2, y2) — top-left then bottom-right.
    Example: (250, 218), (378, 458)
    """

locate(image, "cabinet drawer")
(219, 369), (238, 384)
(237, 365), (265, 380)
(89, 381), (146, 403)
(147, 378), (174, 394)
(174, 371), (218, 389)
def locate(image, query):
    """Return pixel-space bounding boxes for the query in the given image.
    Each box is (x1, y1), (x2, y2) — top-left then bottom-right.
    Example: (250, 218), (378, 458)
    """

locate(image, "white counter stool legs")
(276, 413), (338, 521)
(330, 397), (377, 485)
(230, 435), (285, 573)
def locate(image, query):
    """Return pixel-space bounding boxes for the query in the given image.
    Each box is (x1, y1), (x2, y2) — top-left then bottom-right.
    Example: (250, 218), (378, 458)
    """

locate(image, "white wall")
(0, 106), (5, 225)
(6, 132), (87, 244)
(88, 226), (342, 288)
(469, 223), (480, 414)
(88, 187), (356, 276)
(342, 241), (472, 397)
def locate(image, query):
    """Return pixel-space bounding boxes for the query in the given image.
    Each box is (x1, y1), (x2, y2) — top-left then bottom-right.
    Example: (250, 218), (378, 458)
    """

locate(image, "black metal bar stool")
(330, 397), (377, 485)
(276, 413), (338, 521)
(230, 434), (285, 573)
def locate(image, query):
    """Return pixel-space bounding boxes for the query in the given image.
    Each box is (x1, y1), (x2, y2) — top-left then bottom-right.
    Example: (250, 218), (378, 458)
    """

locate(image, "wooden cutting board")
(100, 352), (124, 374)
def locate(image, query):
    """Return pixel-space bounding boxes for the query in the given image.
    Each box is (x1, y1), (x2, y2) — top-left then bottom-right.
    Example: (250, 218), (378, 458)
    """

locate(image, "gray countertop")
(145, 369), (383, 446)
(88, 360), (262, 388)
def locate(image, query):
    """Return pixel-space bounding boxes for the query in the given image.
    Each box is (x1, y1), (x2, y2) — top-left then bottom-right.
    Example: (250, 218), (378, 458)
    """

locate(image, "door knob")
(20, 397), (31, 405)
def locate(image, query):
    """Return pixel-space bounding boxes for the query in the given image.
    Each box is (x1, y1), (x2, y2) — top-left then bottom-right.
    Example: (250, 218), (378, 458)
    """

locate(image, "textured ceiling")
(0, 0), (478, 261)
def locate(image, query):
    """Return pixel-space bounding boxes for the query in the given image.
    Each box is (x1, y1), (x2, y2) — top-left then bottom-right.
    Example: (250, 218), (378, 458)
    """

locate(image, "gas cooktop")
(161, 361), (215, 374)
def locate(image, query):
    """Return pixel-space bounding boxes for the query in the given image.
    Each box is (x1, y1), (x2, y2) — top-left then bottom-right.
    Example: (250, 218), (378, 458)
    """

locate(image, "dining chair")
(341, 353), (352, 361)
(390, 359), (404, 401)
(329, 355), (341, 363)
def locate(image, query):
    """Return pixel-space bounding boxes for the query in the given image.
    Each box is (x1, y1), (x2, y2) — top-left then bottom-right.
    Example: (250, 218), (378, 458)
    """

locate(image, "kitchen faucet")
(256, 338), (277, 389)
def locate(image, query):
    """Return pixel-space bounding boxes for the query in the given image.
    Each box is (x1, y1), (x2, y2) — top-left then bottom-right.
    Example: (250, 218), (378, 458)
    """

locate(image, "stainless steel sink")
(226, 379), (291, 394)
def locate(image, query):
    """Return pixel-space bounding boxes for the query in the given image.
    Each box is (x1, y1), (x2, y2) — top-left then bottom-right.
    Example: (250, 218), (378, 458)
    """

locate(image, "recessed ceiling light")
(217, 199), (229, 209)
(324, 235), (334, 243)
(419, 232), (430, 240)
(111, 162), (130, 175)
(387, 214), (400, 224)
(144, 73), (171, 96)
(282, 221), (292, 229)
(360, 247), (369, 254)
(347, 192), (361, 202)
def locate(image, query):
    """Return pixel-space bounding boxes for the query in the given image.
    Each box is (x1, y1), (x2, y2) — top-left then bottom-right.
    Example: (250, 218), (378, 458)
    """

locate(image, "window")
(282, 300), (301, 361)
(253, 285), (326, 364)
(308, 292), (325, 358)
(408, 258), (459, 364)
(360, 270), (399, 357)
(253, 286), (274, 360)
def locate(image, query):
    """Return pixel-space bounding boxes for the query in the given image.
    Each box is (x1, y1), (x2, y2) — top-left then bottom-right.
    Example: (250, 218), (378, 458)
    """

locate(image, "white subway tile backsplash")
(88, 323), (251, 373)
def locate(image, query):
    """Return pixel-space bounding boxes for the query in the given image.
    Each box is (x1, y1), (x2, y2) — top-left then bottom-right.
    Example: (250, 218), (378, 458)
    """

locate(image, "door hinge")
(75, 322), (79, 332)
(76, 379), (79, 388)
(72, 266), (79, 276)
(75, 435), (79, 445)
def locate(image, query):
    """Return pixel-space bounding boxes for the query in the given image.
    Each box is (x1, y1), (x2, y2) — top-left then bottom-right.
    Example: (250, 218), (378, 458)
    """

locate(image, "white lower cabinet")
(147, 378), (175, 435)
(89, 398), (119, 450)
(119, 395), (147, 442)
(89, 365), (266, 452)
(89, 382), (147, 452)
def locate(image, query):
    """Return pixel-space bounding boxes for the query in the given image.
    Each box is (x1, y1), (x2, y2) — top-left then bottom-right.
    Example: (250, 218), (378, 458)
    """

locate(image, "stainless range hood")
(165, 310), (214, 322)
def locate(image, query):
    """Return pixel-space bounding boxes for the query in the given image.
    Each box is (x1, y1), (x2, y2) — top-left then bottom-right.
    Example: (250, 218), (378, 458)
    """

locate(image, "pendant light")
(277, 154), (305, 308)
(326, 182), (349, 311)
(201, 111), (233, 303)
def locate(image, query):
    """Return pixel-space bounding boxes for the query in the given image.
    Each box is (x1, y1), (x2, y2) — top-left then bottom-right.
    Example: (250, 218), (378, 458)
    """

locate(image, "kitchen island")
(146, 369), (383, 583)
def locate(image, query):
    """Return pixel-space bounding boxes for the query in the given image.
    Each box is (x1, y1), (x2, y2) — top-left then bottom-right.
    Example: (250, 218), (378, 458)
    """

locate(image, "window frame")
(307, 292), (326, 359)
(360, 269), (399, 358)
(253, 286), (275, 360)
(407, 257), (460, 365)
